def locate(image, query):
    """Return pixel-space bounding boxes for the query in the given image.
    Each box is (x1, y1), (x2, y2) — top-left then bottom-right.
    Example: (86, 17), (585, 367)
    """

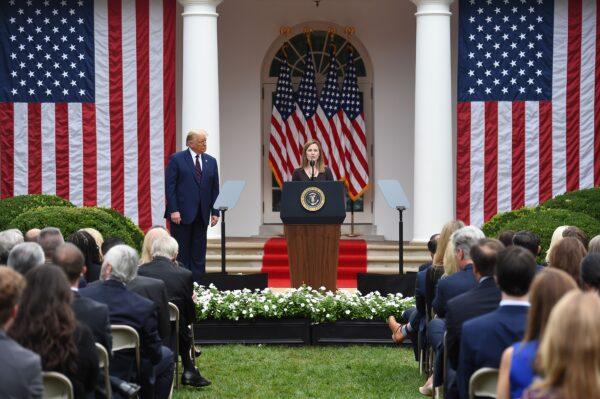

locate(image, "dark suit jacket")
(65, 325), (99, 399)
(0, 330), (43, 399)
(457, 305), (529, 399)
(445, 277), (501, 370)
(138, 256), (196, 325)
(72, 290), (112, 354)
(413, 267), (429, 331)
(432, 264), (477, 318)
(164, 149), (219, 225)
(418, 262), (432, 272)
(127, 275), (171, 344)
(291, 166), (334, 181)
(85, 262), (102, 283)
(79, 279), (163, 382)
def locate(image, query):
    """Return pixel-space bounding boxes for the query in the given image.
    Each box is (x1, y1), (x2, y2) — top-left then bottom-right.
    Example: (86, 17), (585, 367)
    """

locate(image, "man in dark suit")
(80, 245), (174, 399)
(138, 235), (210, 387)
(444, 239), (504, 399)
(165, 129), (220, 282)
(457, 246), (536, 399)
(0, 268), (43, 399)
(54, 243), (112, 353)
(128, 274), (171, 346)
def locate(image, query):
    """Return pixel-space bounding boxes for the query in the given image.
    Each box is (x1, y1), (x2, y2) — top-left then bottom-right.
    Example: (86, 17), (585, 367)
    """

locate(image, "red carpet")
(261, 238), (367, 288)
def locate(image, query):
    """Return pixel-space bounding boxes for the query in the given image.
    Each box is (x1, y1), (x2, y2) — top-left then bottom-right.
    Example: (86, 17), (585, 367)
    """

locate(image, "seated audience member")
(68, 230), (103, 283)
(139, 235), (210, 387)
(24, 228), (41, 243)
(588, 234), (600, 254)
(512, 231), (545, 271)
(457, 246), (536, 399)
(80, 228), (104, 260)
(497, 269), (577, 399)
(54, 244), (112, 353)
(388, 233), (439, 360)
(442, 241), (460, 277)
(446, 239), (504, 372)
(37, 227), (64, 263)
(562, 225), (588, 248)
(545, 226), (568, 265)
(547, 237), (587, 285)
(140, 226), (170, 264)
(522, 291), (600, 399)
(128, 269), (171, 346)
(580, 253), (600, 291)
(80, 245), (174, 399)
(7, 242), (45, 275)
(10, 266), (99, 399)
(0, 229), (24, 264)
(0, 268), (43, 398)
(101, 237), (125, 256)
(497, 230), (515, 248)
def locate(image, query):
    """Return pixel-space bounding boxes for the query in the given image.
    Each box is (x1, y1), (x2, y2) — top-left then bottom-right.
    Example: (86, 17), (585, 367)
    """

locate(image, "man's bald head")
(53, 243), (85, 285)
(24, 228), (41, 242)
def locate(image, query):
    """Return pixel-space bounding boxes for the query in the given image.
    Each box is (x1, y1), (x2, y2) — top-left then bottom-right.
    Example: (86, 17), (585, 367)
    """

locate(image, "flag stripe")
(108, 0), (124, 213)
(0, 103), (14, 198)
(55, 103), (70, 200)
(69, 103), (84, 207)
(580, 0), (596, 189)
(163, 0), (176, 169)
(566, 0), (582, 192)
(539, 101), (553, 203)
(457, 102), (471, 224)
(511, 101), (525, 210)
(41, 103), (56, 195)
(28, 103), (41, 194)
(484, 101), (498, 222)
(470, 102), (485, 227)
(596, 0), (600, 187)
(497, 101), (512, 213)
(82, 103), (97, 206)
(13, 103), (28, 196)
(524, 101), (540, 207)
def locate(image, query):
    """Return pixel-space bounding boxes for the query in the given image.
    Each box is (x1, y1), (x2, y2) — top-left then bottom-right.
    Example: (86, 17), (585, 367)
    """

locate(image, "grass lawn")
(173, 345), (425, 399)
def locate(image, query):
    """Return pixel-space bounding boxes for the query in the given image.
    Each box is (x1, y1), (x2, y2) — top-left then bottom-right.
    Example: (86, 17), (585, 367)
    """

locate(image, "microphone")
(309, 160), (315, 180)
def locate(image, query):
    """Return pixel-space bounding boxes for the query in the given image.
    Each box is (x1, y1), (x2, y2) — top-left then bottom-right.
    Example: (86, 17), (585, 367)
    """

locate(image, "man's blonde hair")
(185, 129), (208, 145)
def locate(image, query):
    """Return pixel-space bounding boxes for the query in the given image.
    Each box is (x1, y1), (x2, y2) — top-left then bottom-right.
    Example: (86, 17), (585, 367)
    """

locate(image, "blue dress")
(509, 340), (539, 399)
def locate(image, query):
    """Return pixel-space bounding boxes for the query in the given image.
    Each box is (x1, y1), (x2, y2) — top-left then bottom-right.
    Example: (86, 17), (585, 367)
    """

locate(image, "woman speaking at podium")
(292, 140), (335, 181)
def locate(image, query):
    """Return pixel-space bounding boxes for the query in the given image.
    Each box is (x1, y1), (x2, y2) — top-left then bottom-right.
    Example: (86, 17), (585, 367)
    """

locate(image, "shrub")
(541, 188), (600, 222)
(0, 194), (74, 231)
(95, 207), (144, 251)
(8, 206), (142, 251)
(482, 207), (600, 263)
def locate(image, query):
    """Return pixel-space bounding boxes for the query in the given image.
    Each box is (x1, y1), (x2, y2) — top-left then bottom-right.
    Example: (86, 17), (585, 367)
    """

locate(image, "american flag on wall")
(457, 0), (600, 226)
(269, 45), (369, 200)
(0, 0), (176, 231)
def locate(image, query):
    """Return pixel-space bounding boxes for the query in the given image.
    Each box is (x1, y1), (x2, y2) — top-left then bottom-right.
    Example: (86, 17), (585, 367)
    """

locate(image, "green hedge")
(482, 207), (600, 263)
(541, 188), (600, 222)
(96, 207), (144, 251)
(8, 206), (143, 251)
(0, 195), (74, 231)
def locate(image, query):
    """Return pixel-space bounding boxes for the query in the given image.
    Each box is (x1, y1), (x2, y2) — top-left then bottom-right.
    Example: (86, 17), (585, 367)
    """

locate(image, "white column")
(411, 0), (454, 242)
(179, 0), (222, 238)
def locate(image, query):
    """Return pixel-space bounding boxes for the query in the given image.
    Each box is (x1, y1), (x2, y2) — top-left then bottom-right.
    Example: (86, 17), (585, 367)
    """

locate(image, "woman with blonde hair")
(291, 140), (334, 181)
(547, 237), (587, 285)
(496, 269), (577, 399)
(443, 241), (459, 277)
(522, 291), (600, 399)
(544, 226), (568, 264)
(140, 226), (170, 264)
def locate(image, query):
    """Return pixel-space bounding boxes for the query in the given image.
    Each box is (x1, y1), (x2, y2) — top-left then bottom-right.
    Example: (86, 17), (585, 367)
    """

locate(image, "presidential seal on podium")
(300, 186), (326, 211)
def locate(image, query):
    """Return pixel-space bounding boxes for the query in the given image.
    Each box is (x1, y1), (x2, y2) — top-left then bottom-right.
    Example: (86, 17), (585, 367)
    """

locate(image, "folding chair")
(42, 371), (73, 399)
(95, 343), (112, 398)
(469, 367), (499, 399)
(111, 324), (141, 381)
(168, 302), (180, 389)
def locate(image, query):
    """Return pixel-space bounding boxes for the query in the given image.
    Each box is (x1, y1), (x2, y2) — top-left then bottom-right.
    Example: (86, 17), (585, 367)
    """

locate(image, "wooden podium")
(280, 181), (346, 291)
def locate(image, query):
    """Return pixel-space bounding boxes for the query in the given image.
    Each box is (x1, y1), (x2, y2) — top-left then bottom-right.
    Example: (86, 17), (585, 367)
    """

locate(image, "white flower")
(345, 310), (351, 315)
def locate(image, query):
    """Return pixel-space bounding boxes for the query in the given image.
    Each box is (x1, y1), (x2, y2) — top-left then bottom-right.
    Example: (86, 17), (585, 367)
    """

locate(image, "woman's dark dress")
(291, 166), (334, 181)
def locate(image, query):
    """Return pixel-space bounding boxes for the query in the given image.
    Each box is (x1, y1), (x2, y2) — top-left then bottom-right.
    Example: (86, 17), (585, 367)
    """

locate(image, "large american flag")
(457, 0), (600, 226)
(0, 0), (175, 231)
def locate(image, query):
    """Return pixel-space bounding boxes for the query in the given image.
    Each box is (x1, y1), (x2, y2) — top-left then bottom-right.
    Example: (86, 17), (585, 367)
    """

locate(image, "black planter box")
(196, 272), (268, 291)
(311, 319), (392, 345)
(193, 318), (310, 345)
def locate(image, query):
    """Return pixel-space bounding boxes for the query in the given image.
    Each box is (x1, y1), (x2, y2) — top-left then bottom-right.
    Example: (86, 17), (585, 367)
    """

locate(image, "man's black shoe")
(116, 381), (141, 397)
(181, 368), (211, 387)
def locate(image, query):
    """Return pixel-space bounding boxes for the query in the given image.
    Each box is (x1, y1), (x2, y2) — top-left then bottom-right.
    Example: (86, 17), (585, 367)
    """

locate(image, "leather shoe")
(182, 368), (211, 388)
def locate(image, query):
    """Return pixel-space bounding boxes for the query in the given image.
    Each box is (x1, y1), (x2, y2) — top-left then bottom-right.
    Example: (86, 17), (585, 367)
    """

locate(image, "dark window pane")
(272, 188), (282, 212)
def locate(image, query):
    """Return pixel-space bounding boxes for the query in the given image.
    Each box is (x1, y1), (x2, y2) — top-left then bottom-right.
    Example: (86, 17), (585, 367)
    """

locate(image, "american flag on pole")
(269, 56), (296, 186)
(315, 46), (346, 181)
(291, 48), (319, 156)
(457, 0), (600, 226)
(0, 0), (175, 231)
(341, 48), (369, 200)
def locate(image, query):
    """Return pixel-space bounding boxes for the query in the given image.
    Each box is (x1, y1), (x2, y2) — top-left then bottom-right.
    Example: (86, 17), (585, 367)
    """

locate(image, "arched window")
(261, 24), (373, 225)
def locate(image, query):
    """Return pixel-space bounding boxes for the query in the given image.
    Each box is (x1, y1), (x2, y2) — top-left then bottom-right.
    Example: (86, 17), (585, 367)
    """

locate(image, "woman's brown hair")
(548, 237), (587, 285)
(9, 265), (78, 374)
(300, 140), (325, 173)
(531, 291), (600, 399)
(523, 268), (577, 342)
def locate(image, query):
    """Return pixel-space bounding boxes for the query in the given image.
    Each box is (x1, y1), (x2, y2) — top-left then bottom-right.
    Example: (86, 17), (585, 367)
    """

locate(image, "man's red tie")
(195, 155), (203, 180)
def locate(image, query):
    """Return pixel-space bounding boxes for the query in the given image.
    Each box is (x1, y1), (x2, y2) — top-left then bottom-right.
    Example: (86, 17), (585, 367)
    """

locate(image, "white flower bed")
(193, 284), (415, 324)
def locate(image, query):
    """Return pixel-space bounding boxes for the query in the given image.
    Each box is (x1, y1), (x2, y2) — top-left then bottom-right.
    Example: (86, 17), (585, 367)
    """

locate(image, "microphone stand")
(310, 161), (315, 181)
